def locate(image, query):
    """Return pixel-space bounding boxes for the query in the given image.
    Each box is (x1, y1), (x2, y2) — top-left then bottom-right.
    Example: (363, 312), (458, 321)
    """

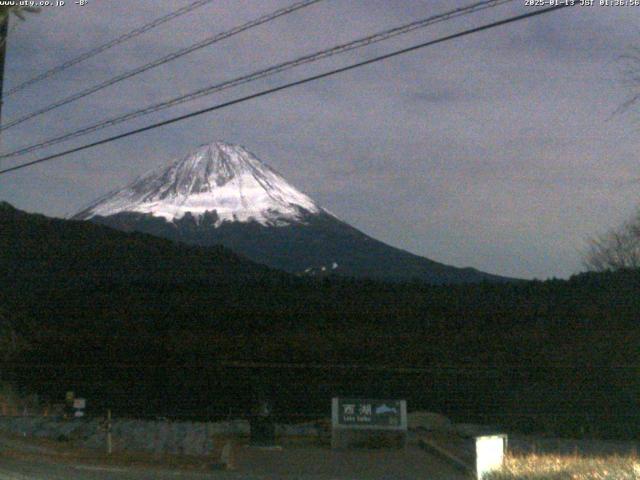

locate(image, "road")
(0, 429), (469, 480)
(0, 457), (235, 480)
(0, 449), (469, 480)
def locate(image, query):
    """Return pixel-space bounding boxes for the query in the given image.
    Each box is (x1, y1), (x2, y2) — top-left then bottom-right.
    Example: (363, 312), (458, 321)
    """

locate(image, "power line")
(8, 362), (637, 369)
(0, 4), (574, 177)
(0, 0), (514, 160)
(3, 0), (216, 98)
(0, 0), (324, 132)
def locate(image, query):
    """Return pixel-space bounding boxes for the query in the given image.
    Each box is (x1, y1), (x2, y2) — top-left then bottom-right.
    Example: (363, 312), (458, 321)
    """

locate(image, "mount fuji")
(74, 141), (509, 284)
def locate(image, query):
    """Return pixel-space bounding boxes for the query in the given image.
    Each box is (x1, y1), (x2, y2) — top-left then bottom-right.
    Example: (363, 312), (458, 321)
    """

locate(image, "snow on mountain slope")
(74, 141), (322, 226)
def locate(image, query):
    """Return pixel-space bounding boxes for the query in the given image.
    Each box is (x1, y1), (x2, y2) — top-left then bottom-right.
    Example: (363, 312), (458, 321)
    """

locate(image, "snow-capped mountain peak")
(74, 141), (322, 226)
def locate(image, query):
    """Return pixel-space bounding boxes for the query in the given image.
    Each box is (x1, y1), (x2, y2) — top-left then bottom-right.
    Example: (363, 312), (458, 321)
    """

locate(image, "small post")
(475, 434), (507, 480)
(220, 441), (235, 470)
(106, 409), (112, 455)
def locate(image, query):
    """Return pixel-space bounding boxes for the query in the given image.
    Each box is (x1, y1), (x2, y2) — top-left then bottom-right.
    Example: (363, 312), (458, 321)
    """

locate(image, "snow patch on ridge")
(75, 141), (323, 227)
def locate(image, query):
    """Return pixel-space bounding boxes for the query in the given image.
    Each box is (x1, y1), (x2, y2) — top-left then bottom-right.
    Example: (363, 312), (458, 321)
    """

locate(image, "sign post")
(106, 409), (112, 455)
(99, 409), (113, 455)
(250, 398), (276, 447)
(73, 398), (86, 417)
(331, 398), (407, 449)
(64, 391), (74, 419)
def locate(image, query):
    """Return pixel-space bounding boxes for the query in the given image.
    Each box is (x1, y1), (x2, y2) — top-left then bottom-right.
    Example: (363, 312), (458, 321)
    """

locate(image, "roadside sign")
(331, 397), (407, 449)
(334, 398), (406, 429)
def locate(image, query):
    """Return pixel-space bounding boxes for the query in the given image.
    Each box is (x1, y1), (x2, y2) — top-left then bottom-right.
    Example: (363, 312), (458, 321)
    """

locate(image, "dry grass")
(485, 453), (640, 480)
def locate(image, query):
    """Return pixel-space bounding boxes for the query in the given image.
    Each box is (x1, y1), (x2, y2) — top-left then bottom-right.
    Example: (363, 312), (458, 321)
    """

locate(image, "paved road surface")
(1, 457), (232, 480)
(0, 447), (468, 479)
(0, 427), (470, 480)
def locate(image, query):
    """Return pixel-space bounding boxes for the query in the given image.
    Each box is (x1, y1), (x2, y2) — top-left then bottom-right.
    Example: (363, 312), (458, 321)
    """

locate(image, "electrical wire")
(3, 0), (216, 98)
(0, 0), (324, 132)
(0, 0), (514, 159)
(0, 4), (574, 177)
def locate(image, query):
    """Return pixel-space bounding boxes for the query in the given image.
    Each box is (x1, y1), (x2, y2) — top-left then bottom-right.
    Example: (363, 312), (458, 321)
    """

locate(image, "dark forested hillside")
(88, 210), (511, 284)
(1, 202), (639, 439)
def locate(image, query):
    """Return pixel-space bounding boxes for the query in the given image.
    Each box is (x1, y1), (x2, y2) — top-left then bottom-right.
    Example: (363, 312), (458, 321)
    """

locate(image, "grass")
(485, 453), (640, 480)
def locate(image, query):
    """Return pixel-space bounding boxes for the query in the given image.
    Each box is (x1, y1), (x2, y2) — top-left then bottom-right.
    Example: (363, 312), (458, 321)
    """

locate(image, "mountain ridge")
(74, 140), (513, 284)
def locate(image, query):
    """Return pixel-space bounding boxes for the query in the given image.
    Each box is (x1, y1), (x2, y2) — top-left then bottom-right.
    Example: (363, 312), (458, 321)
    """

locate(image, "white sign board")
(476, 434), (507, 479)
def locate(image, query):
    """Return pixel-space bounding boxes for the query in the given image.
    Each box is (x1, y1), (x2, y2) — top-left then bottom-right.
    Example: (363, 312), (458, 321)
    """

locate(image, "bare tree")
(617, 46), (640, 115)
(586, 48), (640, 271)
(584, 209), (640, 271)
(0, 6), (40, 23)
(567, 46), (640, 271)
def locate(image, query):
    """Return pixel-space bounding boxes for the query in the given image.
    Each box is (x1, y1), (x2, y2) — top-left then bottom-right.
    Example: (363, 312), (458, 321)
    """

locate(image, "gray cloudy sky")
(0, 0), (638, 279)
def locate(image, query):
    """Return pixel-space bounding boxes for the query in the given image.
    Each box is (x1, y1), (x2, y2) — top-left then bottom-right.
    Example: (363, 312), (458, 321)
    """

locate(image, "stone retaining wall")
(0, 416), (320, 456)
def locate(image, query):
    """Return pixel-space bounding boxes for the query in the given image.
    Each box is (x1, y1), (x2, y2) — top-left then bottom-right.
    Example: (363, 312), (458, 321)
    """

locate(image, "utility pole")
(100, 408), (113, 454)
(106, 409), (112, 454)
(0, 14), (8, 126)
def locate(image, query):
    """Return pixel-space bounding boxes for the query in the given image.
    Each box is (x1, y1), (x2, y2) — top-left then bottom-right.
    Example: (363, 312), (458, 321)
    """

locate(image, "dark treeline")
(1, 202), (639, 439)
